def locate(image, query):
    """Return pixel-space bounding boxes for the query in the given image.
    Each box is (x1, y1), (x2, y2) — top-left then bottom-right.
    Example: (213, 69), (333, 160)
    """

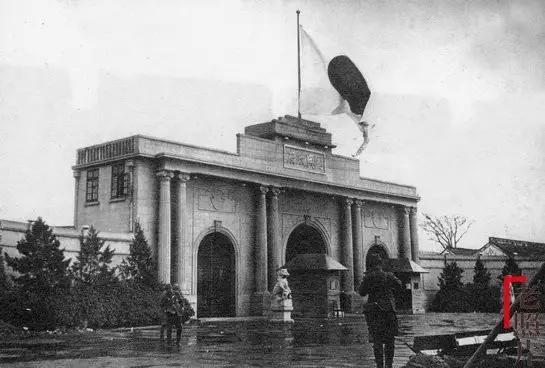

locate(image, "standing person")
(358, 254), (402, 368)
(159, 284), (177, 344)
(171, 284), (191, 346)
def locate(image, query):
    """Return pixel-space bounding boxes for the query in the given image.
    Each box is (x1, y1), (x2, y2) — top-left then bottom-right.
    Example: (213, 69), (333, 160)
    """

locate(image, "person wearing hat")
(358, 254), (402, 368)
(159, 284), (176, 344)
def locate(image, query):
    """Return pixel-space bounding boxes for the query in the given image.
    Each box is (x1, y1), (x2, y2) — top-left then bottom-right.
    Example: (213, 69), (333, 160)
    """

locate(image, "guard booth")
(382, 258), (428, 314)
(283, 254), (347, 318)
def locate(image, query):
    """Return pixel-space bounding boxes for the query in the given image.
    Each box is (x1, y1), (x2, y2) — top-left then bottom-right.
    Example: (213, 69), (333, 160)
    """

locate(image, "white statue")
(272, 268), (292, 301)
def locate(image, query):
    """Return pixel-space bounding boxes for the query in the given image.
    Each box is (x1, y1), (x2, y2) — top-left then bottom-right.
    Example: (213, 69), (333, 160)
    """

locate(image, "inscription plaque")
(283, 145), (325, 173)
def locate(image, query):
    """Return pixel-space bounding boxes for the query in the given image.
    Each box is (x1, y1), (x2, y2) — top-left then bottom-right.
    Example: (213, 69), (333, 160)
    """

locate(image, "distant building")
(420, 237), (545, 301)
(1, 115), (425, 316)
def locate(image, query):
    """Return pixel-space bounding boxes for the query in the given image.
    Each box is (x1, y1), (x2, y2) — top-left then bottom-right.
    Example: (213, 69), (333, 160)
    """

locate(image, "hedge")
(0, 282), (163, 331)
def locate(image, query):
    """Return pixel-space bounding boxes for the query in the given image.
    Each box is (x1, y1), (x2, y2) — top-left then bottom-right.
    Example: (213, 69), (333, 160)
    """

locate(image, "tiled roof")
(441, 247), (479, 256)
(488, 237), (545, 258)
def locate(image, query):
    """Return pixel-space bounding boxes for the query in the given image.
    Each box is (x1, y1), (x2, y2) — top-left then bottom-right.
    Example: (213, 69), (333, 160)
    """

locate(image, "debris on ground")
(403, 354), (455, 368)
(0, 320), (20, 336)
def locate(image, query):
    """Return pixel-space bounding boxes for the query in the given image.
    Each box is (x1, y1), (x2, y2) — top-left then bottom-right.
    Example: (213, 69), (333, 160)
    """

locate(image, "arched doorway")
(197, 232), (236, 317)
(285, 224), (327, 262)
(366, 244), (388, 270)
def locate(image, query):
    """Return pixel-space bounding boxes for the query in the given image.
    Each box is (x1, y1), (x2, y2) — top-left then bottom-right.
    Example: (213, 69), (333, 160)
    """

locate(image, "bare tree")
(420, 214), (474, 250)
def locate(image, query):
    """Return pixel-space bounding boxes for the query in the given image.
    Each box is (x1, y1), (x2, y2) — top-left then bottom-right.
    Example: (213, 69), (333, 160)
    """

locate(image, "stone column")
(352, 200), (364, 289)
(409, 207), (420, 263)
(341, 198), (356, 311)
(156, 170), (173, 284)
(73, 170), (81, 228)
(267, 186), (281, 291)
(251, 185), (270, 315)
(400, 206), (412, 260)
(176, 173), (191, 293)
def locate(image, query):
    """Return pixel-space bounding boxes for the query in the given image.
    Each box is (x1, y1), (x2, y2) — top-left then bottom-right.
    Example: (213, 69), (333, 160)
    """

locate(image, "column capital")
(353, 199), (364, 208)
(156, 170), (174, 181)
(344, 198), (354, 207)
(409, 206), (418, 216)
(125, 159), (135, 168)
(269, 186), (281, 196)
(401, 206), (411, 215)
(177, 172), (191, 182)
(259, 185), (269, 195)
(73, 170), (81, 179)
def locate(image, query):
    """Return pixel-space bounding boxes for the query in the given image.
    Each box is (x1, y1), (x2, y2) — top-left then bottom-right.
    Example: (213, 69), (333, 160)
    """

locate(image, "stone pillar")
(176, 173), (191, 293)
(352, 200), (364, 289)
(73, 170), (81, 228)
(400, 206), (412, 260)
(251, 185), (270, 315)
(341, 198), (356, 311)
(409, 207), (420, 263)
(157, 170), (173, 284)
(267, 187), (282, 291)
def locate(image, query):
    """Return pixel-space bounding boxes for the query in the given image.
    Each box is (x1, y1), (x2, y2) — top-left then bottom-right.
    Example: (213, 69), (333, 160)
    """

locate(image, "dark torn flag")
(328, 55), (371, 119)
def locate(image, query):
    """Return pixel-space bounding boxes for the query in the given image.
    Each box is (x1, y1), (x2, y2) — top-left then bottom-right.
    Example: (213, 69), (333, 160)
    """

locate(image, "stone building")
(420, 237), (545, 302)
(3, 115), (423, 317)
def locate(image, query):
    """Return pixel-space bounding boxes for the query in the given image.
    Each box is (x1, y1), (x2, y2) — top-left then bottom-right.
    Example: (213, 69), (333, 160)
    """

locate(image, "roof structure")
(382, 258), (429, 273)
(441, 247), (479, 256)
(480, 237), (545, 259)
(283, 254), (348, 271)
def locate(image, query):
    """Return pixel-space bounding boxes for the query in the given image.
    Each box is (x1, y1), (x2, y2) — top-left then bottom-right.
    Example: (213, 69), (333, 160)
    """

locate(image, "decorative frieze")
(363, 207), (390, 230)
(283, 145), (325, 173)
(198, 188), (237, 213)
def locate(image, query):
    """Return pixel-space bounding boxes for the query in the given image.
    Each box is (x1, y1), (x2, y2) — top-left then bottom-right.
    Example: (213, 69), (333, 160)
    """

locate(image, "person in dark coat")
(159, 284), (181, 344)
(171, 284), (194, 345)
(358, 254), (403, 368)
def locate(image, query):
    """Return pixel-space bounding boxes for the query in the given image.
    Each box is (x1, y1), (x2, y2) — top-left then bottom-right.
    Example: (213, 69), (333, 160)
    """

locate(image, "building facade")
(420, 237), (545, 302)
(5, 115), (422, 317)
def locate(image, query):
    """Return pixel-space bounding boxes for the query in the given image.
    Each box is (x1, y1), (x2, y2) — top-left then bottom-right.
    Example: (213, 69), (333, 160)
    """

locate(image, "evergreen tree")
(0, 245), (11, 292)
(499, 257), (522, 279)
(119, 222), (156, 287)
(473, 257), (491, 287)
(5, 217), (70, 291)
(438, 261), (464, 290)
(71, 226), (117, 286)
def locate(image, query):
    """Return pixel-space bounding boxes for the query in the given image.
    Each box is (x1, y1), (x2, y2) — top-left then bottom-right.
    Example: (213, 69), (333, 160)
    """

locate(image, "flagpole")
(296, 10), (302, 120)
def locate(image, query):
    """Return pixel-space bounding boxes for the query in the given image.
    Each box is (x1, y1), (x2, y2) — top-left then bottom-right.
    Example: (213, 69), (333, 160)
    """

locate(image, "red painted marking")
(503, 274), (527, 329)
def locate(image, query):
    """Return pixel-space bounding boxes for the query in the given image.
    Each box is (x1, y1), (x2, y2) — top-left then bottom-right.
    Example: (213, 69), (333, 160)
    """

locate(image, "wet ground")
(0, 313), (506, 367)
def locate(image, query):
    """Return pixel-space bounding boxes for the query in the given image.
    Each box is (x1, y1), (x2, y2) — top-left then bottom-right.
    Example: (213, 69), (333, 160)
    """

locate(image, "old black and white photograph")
(1, 1), (544, 367)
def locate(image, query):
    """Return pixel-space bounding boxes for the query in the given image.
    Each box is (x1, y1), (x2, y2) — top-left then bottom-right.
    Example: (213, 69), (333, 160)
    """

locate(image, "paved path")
(0, 313), (506, 367)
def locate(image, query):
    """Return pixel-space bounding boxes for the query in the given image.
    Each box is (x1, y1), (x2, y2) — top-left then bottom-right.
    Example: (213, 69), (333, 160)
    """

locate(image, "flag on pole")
(298, 26), (371, 124)
(298, 25), (372, 156)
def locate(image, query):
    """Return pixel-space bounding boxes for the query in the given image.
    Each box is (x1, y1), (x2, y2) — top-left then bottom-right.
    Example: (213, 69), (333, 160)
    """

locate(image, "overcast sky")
(1, 0), (544, 251)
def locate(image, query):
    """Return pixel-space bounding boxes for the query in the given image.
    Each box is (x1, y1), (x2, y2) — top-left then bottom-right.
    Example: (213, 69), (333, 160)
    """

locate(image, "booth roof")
(283, 254), (348, 271)
(383, 258), (429, 273)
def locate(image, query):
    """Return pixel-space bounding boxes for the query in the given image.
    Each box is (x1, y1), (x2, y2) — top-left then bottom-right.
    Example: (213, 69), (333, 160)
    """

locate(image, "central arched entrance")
(197, 232), (236, 318)
(285, 224), (327, 262)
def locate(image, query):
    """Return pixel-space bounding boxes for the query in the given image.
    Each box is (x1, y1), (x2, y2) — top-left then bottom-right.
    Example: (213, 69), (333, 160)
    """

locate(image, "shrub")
(0, 282), (163, 330)
(430, 286), (474, 312)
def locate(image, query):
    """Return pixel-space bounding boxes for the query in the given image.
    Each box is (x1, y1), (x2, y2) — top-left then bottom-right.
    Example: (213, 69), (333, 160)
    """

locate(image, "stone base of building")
(250, 291), (271, 316)
(340, 291), (362, 313)
(269, 297), (294, 323)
